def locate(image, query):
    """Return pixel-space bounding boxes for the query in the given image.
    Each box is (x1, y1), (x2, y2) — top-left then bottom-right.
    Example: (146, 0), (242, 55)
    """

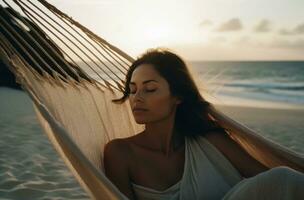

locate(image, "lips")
(133, 108), (148, 111)
(132, 108), (148, 114)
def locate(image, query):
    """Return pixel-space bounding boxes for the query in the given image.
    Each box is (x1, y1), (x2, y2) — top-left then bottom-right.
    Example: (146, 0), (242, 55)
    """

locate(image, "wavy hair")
(113, 48), (224, 136)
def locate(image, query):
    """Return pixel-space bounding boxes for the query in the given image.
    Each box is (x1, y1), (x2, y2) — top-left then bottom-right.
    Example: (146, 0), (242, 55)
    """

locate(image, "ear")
(175, 96), (183, 105)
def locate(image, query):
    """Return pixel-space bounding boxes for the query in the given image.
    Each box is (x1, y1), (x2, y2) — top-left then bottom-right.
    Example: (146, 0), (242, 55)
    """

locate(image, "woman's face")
(129, 64), (181, 124)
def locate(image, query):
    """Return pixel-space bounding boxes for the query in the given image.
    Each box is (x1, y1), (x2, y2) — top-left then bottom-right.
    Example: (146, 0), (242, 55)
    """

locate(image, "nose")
(132, 90), (144, 102)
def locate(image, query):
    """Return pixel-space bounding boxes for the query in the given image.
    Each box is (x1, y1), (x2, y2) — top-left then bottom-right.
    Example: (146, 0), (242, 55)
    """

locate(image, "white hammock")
(0, 1), (303, 199)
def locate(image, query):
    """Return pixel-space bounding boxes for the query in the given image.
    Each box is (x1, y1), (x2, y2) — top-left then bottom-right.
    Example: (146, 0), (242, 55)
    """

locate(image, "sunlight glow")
(45, 0), (304, 60)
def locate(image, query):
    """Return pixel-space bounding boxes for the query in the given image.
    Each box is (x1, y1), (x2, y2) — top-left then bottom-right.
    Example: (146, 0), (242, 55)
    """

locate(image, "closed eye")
(146, 89), (156, 93)
(129, 89), (156, 94)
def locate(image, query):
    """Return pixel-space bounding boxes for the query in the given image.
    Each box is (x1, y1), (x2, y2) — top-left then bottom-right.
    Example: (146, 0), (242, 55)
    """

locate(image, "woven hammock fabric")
(0, 1), (303, 199)
(14, 56), (142, 199)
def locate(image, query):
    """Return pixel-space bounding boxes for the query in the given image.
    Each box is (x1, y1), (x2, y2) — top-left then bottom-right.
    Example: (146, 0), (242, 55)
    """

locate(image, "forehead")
(130, 64), (162, 83)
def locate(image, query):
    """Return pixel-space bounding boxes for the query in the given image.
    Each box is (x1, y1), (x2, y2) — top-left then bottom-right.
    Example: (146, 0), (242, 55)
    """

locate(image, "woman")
(104, 49), (304, 200)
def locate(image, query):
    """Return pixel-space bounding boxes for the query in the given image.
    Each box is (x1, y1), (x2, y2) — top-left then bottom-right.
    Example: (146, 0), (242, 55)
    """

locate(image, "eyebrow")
(129, 80), (158, 85)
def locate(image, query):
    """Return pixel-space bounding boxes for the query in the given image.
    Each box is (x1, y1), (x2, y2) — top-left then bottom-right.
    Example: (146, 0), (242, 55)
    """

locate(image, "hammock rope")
(1, 1), (303, 200)
(24, 1), (124, 83)
(12, 0), (118, 85)
(0, 11), (66, 78)
(4, 0), (131, 91)
(35, 0), (132, 79)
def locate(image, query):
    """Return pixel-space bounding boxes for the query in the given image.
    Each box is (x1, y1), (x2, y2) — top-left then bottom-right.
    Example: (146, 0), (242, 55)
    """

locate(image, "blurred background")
(1, 0), (303, 199)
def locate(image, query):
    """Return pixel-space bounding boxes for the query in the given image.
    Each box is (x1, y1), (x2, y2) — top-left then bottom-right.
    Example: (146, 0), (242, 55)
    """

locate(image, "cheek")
(149, 93), (176, 114)
(128, 89), (176, 121)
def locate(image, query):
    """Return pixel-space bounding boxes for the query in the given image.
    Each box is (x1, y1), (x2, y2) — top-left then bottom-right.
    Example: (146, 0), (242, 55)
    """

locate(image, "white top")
(131, 136), (243, 200)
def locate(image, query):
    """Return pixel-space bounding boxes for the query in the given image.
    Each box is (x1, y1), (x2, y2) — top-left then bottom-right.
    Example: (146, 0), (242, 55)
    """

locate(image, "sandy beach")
(0, 87), (303, 199)
(1, 0), (303, 199)
(216, 104), (304, 155)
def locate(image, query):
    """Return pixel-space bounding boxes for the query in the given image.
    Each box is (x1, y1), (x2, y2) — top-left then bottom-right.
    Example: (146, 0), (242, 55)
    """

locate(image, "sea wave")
(223, 81), (304, 91)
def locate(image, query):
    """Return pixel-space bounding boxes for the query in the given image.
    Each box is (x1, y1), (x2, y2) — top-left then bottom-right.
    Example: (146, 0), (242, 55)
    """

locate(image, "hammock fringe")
(1, 1), (303, 200)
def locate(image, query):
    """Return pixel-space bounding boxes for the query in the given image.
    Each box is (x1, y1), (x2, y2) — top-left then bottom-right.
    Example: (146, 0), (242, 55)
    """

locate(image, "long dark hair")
(113, 48), (224, 137)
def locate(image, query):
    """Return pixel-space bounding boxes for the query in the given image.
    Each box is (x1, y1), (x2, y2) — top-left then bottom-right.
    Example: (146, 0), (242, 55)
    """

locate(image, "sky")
(6, 0), (304, 61)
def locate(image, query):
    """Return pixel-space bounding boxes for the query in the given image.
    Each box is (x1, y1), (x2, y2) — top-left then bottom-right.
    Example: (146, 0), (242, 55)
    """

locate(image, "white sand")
(215, 105), (304, 156)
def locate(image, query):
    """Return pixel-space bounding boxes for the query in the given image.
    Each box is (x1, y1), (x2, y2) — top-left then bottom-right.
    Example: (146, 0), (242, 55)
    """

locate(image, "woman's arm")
(104, 139), (136, 199)
(205, 131), (268, 178)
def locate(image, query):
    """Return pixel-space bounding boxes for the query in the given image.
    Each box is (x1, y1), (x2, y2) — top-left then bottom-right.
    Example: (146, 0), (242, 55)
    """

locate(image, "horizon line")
(188, 59), (304, 62)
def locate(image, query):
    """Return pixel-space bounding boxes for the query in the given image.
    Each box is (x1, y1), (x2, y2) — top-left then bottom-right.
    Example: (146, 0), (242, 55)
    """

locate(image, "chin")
(134, 119), (147, 124)
(133, 116), (152, 124)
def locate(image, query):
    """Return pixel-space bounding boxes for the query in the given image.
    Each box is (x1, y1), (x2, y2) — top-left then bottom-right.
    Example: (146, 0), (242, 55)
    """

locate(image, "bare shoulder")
(204, 130), (238, 150)
(103, 138), (134, 169)
(204, 130), (242, 162)
(204, 131), (268, 177)
(104, 138), (131, 157)
(103, 138), (136, 199)
(104, 132), (144, 160)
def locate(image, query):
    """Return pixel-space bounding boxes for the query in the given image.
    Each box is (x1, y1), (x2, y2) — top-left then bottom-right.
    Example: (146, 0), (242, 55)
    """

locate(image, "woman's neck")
(143, 112), (184, 157)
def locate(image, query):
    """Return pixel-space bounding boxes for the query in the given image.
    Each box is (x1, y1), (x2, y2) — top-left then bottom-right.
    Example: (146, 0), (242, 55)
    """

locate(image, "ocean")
(191, 61), (304, 109)
(0, 61), (303, 199)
